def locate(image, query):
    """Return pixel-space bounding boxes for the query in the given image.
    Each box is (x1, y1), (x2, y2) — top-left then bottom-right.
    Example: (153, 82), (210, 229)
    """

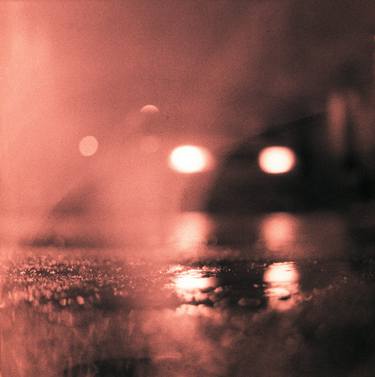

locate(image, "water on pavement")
(0, 212), (375, 377)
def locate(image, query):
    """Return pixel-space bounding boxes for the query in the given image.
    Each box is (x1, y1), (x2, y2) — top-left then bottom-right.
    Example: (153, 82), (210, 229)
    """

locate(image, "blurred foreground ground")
(1, 211), (375, 377)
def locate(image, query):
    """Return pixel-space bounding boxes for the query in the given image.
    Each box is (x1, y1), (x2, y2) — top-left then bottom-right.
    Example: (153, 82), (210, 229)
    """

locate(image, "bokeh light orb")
(169, 145), (212, 174)
(140, 104), (160, 114)
(258, 146), (296, 174)
(79, 136), (98, 157)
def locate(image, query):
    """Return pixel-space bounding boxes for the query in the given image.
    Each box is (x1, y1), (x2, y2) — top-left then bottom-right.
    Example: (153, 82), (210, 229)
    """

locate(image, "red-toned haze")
(0, 1), (373, 247)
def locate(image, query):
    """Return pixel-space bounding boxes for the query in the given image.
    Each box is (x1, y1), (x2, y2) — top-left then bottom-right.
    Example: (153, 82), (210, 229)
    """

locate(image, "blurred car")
(19, 110), (373, 253)
(204, 113), (374, 256)
(206, 113), (373, 214)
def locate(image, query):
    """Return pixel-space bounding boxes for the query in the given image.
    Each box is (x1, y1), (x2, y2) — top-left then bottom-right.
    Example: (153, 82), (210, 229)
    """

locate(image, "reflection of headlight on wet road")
(264, 262), (300, 312)
(168, 212), (213, 251)
(260, 213), (298, 252)
(264, 262), (299, 284)
(171, 267), (218, 303)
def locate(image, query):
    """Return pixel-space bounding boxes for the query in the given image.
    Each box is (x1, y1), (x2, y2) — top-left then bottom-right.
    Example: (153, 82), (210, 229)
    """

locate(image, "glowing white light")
(79, 136), (98, 157)
(169, 145), (212, 174)
(264, 262), (300, 312)
(173, 268), (218, 303)
(264, 262), (299, 284)
(258, 146), (296, 174)
(175, 273), (212, 291)
(140, 104), (160, 114)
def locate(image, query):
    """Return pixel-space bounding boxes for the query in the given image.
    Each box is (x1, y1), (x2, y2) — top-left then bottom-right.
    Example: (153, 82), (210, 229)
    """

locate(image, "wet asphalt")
(1, 213), (375, 377)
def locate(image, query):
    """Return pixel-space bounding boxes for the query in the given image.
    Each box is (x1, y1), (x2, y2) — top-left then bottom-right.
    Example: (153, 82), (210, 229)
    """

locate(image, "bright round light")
(140, 104), (159, 114)
(169, 145), (211, 174)
(258, 146), (296, 174)
(79, 136), (98, 157)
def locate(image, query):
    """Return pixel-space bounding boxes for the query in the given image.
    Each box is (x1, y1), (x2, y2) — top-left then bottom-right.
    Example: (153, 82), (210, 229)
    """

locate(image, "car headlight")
(258, 146), (297, 174)
(168, 145), (213, 174)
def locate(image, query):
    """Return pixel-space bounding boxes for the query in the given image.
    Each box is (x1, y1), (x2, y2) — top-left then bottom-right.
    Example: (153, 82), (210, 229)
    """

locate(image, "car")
(206, 113), (373, 214)
(204, 113), (374, 257)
